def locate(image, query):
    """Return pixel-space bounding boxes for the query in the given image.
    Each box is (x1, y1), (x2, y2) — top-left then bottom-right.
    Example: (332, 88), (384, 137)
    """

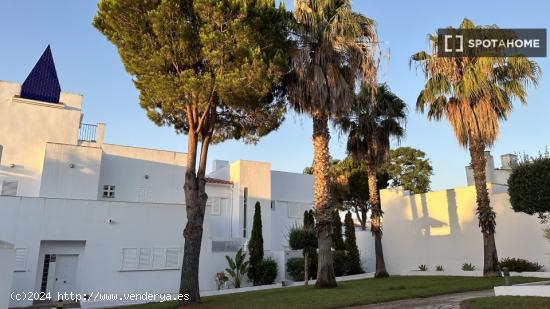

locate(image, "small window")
(207, 197), (222, 216)
(1, 181), (18, 196)
(102, 185), (115, 198)
(15, 248), (27, 271)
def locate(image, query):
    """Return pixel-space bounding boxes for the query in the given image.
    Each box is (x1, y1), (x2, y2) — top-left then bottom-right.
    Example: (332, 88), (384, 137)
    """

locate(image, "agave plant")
(225, 248), (250, 288)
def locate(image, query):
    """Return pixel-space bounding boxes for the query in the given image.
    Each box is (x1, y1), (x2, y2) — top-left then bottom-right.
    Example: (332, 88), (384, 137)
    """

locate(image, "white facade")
(0, 68), (314, 307)
(2, 49), (549, 308)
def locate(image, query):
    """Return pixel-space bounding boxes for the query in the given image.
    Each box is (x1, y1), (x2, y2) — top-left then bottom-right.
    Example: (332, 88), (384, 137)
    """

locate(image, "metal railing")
(79, 123), (97, 142)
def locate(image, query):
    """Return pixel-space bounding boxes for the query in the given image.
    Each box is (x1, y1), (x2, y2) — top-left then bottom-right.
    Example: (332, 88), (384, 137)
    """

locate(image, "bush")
(499, 258), (544, 272)
(462, 263), (476, 271)
(508, 155), (550, 222)
(286, 257), (306, 281)
(418, 264), (428, 271)
(333, 250), (351, 277)
(256, 258), (278, 285)
(436, 265), (444, 272)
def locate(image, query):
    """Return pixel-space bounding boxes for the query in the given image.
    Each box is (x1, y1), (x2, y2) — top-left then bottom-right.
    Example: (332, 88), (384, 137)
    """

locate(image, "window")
(15, 248), (26, 271)
(207, 197), (227, 216)
(121, 247), (181, 271)
(102, 185), (115, 198)
(1, 180), (18, 196)
(212, 241), (243, 252)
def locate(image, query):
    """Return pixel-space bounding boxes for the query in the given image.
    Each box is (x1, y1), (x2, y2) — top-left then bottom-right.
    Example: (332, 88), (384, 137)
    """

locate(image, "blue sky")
(0, 0), (548, 190)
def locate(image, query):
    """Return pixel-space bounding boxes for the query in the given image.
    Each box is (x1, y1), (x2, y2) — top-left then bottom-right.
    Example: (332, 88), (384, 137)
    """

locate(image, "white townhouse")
(0, 47), (318, 308)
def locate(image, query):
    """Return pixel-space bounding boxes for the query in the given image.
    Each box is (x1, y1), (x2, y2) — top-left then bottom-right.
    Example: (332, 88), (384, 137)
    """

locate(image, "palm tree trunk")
(367, 166), (389, 278)
(312, 110), (337, 288)
(179, 132), (210, 306)
(469, 142), (499, 276)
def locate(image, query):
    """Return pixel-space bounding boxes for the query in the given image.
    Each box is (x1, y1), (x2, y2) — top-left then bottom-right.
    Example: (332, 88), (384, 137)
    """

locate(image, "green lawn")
(119, 276), (544, 309)
(461, 296), (550, 309)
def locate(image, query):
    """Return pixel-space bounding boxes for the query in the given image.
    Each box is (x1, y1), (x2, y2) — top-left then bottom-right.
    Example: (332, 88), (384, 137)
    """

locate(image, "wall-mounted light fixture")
(144, 175), (149, 180)
(10, 163), (16, 168)
(69, 163), (75, 169)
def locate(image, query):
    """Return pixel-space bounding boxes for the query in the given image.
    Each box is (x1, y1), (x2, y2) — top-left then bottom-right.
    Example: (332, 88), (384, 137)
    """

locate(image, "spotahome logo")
(438, 28), (546, 57)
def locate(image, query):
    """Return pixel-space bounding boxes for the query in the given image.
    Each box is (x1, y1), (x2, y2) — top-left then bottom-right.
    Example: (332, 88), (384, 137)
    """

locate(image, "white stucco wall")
(40, 143), (103, 200)
(0, 81), (82, 197)
(0, 241), (15, 309)
(380, 185), (550, 274)
(97, 144), (187, 204)
(0, 194), (235, 308)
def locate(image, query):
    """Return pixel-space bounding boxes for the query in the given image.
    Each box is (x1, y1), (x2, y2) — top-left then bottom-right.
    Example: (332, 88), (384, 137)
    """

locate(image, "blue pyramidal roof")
(20, 46), (61, 104)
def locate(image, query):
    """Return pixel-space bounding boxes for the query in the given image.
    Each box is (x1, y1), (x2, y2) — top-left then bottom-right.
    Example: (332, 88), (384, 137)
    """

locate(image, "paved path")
(349, 289), (494, 309)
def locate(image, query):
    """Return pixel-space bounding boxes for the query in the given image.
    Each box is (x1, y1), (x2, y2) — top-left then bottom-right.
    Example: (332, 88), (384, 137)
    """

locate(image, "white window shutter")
(122, 248), (138, 270)
(15, 248), (26, 271)
(152, 248), (165, 269)
(138, 248), (152, 269)
(165, 248), (180, 268)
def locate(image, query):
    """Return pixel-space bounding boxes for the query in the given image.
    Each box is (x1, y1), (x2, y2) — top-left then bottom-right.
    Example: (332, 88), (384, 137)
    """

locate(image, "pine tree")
(332, 210), (345, 250)
(344, 211), (364, 274)
(248, 202), (264, 285)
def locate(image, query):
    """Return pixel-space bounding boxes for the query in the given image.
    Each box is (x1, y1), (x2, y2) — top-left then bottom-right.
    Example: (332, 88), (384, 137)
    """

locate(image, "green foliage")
(418, 264), (428, 271)
(286, 257), (307, 281)
(332, 211), (345, 250)
(332, 250), (351, 277)
(248, 202), (264, 285)
(215, 272), (229, 290)
(436, 265), (444, 272)
(508, 154), (550, 222)
(256, 258), (278, 285)
(93, 0), (290, 144)
(288, 226), (317, 252)
(384, 147), (433, 194)
(462, 263), (476, 271)
(499, 258), (544, 272)
(344, 212), (363, 274)
(303, 210), (315, 228)
(225, 248), (249, 288)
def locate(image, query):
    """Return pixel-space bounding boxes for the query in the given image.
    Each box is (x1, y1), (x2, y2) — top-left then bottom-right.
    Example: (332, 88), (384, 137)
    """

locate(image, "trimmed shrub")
(344, 211), (363, 274)
(418, 264), (428, 271)
(256, 258), (278, 285)
(332, 210), (345, 250)
(499, 258), (544, 272)
(248, 202), (264, 285)
(286, 257), (305, 281)
(332, 250), (351, 276)
(436, 265), (444, 272)
(508, 155), (550, 222)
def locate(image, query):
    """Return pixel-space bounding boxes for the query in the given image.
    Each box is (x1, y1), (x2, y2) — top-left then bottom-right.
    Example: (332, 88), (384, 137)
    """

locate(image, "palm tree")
(338, 83), (406, 278)
(287, 0), (379, 287)
(411, 18), (541, 276)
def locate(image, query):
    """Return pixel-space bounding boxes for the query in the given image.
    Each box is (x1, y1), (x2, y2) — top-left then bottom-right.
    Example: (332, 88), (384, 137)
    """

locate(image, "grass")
(119, 276), (545, 309)
(461, 296), (550, 309)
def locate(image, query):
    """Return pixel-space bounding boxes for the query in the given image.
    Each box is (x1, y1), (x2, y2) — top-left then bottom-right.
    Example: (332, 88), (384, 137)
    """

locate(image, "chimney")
(501, 154), (518, 169)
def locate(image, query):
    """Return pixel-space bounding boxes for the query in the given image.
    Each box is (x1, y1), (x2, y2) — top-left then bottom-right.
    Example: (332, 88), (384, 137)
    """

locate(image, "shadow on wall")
(407, 188), (469, 238)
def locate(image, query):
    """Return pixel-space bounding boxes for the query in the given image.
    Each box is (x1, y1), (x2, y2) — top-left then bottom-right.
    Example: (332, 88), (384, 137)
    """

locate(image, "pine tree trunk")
(179, 133), (209, 306)
(469, 142), (499, 276)
(312, 111), (337, 288)
(367, 166), (389, 278)
(360, 205), (368, 231)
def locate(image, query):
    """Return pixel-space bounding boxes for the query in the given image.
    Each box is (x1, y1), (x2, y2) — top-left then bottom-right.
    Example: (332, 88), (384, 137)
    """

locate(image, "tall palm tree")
(411, 18), (541, 276)
(338, 83), (406, 278)
(287, 0), (378, 287)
